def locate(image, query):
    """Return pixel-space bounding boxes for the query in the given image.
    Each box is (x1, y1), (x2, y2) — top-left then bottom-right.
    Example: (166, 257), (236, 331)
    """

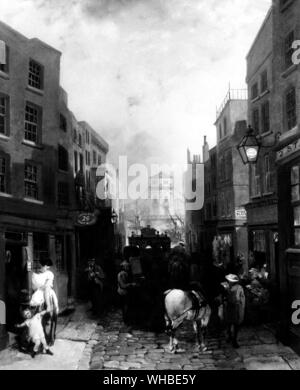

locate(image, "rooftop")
(215, 88), (248, 122)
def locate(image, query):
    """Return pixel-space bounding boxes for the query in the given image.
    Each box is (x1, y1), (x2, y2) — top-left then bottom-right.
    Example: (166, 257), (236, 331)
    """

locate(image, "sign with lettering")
(235, 208), (247, 220)
(75, 212), (97, 227)
(276, 139), (300, 162)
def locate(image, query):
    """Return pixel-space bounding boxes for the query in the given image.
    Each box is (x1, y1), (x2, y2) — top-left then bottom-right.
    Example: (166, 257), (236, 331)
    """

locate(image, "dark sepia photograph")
(0, 0), (300, 376)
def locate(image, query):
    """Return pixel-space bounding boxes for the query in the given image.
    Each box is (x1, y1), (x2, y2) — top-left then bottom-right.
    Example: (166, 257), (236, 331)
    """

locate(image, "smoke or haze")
(1, 0), (271, 167)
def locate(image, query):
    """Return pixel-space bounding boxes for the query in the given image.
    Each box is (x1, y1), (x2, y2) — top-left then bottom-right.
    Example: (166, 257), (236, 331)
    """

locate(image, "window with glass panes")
(251, 83), (259, 100)
(291, 165), (300, 246)
(93, 150), (97, 165)
(55, 236), (65, 272)
(0, 96), (7, 135)
(25, 103), (39, 143)
(264, 154), (271, 193)
(28, 59), (43, 89)
(252, 108), (260, 132)
(251, 164), (261, 197)
(58, 145), (69, 171)
(285, 31), (295, 69)
(0, 43), (9, 73)
(24, 163), (38, 199)
(98, 155), (102, 166)
(58, 182), (69, 206)
(33, 233), (49, 271)
(60, 114), (67, 132)
(286, 87), (297, 130)
(261, 70), (268, 93)
(253, 230), (266, 253)
(0, 156), (6, 192)
(261, 101), (270, 133)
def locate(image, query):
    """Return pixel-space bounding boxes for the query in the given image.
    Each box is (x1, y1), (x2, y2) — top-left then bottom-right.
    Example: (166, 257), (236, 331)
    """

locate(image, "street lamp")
(111, 209), (118, 224)
(237, 125), (261, 165)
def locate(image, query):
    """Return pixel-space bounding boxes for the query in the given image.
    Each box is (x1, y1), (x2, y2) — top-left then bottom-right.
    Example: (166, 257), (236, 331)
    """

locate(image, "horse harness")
(165, 290), (208, 332)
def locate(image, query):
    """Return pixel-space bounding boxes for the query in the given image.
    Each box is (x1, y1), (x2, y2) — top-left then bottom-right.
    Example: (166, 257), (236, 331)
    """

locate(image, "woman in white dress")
(30, 258), (59, 314)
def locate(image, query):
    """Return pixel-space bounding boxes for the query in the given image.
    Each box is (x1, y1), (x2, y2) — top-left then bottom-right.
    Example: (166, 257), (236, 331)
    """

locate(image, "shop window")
(253, 230), (266, 253)
(55, 236), (66, 272)
(291, 165), (300, 246)
(33, 233), (49, 271)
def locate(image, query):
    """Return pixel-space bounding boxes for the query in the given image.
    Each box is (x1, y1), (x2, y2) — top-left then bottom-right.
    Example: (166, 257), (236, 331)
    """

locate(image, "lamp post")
(111, 209), (118, 225)
(237, 125), (261, 164)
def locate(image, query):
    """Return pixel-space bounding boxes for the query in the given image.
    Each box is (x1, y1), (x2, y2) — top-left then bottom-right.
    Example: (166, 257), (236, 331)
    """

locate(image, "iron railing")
(216, 88), (248, 119)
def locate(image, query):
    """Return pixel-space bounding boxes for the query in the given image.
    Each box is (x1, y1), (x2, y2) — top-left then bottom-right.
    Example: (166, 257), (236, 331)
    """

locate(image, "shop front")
(276, 135), (300, 353)
(0, 213), (75, 351)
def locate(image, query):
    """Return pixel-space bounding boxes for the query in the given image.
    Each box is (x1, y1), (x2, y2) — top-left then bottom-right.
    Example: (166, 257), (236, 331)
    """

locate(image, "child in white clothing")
(16, 308), (54, 358)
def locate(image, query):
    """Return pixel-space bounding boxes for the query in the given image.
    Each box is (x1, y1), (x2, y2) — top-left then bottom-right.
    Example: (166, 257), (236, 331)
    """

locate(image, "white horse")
(164, 289), (211, 353)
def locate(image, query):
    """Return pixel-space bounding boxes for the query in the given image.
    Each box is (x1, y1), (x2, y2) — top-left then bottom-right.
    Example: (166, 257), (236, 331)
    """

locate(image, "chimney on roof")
(202, 135), (209, 163)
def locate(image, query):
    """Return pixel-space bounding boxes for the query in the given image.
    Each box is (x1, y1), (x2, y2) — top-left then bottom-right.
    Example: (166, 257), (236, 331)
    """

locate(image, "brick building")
(245, 8), (279, 295)
(214, 89), (249, 269)
(270, 0), (300, 352)
(0, 21), (110, 350)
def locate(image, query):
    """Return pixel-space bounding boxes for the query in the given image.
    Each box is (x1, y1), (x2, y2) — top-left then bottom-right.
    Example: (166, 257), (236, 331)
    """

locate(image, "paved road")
(1, 304), (300, 370)
(90, 309), (300, 370)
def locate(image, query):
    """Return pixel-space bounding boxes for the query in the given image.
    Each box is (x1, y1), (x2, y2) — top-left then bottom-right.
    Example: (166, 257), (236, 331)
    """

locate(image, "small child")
(16, 308), (54, 358)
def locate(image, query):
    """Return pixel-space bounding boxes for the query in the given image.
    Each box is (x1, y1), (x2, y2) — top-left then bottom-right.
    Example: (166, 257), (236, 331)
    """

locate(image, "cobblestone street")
(1, 304), (300, 370)
(90, 309), (300, 371)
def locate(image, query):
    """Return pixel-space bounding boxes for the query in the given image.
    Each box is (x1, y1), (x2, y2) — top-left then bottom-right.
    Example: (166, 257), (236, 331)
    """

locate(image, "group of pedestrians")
(114, 244), (247, 348)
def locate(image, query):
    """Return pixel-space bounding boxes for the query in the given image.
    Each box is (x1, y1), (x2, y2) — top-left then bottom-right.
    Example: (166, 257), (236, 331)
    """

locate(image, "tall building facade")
(214, 89), (249, 268)
(245, 8), (279, 295)
(0, 21), (110, 350)
(270, 0), (300, 352)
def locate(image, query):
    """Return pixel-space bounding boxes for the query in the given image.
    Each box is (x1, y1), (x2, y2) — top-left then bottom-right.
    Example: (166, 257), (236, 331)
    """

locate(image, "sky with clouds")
(0, 0), (271, 167)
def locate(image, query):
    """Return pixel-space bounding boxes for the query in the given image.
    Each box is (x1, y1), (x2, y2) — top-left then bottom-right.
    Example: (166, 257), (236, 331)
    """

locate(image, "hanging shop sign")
(75, 212), (97, 227)
(276, 138), (300, 162)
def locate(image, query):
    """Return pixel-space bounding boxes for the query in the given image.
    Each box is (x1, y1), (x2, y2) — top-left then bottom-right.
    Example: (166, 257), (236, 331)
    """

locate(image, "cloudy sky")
(1, 0), (271, 167)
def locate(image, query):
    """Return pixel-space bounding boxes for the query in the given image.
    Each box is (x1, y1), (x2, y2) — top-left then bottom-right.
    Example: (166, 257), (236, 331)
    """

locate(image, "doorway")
(5, 243), (28, 331)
